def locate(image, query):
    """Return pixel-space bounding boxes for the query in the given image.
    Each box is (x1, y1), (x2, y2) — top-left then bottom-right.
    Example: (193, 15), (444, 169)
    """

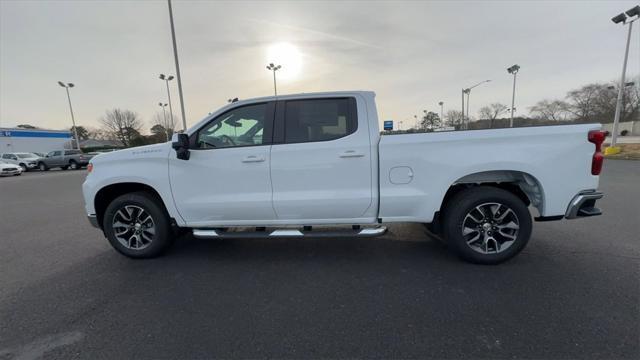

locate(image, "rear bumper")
(87, 214), (100, 228)
(565, 191), (603, 219)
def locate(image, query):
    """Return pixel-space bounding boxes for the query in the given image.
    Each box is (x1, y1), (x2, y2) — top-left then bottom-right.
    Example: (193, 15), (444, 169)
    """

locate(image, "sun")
(266, 42), (302, 80)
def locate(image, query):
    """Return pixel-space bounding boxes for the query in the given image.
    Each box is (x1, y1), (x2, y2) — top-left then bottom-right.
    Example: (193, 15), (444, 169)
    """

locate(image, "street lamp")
(57, 81), (80, 150)
(507, 64), (520, 128)
(158, 102), (169, 141)
(438, 101), (444, 121)
(462, 80), (491, 129)
(159, 74), (175, 133)
(610, 5), (639, 147)
(266, 63), (282, 96)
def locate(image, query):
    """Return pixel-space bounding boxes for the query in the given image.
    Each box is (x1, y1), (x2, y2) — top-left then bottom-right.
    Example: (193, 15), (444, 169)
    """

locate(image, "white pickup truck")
(82, 91), (605, 264)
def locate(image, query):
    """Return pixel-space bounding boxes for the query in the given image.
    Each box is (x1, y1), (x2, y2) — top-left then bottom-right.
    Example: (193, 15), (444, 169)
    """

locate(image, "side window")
(196, 103), (267, 149)
(284, 98), (357, 143)
(1, 154), (10, 159)
(64, 150), (80, 155)
(51, 151), (61, 157)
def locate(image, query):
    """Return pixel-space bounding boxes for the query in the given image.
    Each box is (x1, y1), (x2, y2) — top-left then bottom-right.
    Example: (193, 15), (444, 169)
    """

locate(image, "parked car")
(38, 149), (94, 171)
(0, 152), (39, 171)
(82, 91), (605, 264)
(0, 160), (22, 176)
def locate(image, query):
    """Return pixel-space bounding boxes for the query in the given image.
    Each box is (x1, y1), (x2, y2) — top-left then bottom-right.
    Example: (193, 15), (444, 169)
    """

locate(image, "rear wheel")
(69, 160), (78, 170)
(442, 186), (532, 264)
(103, 192), (173, 258)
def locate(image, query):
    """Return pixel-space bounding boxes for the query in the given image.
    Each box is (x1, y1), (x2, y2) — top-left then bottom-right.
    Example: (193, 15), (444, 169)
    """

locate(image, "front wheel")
(103, 192), (173, 258)
(19, 164), (27, 172)
(38, 162), (48, 171)
(443, 186), (532, 264)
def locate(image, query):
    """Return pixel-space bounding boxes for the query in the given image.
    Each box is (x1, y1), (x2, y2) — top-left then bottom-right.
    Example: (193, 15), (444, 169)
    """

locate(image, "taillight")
(588, 130), (606, 175)
(87, 163), (93, 173)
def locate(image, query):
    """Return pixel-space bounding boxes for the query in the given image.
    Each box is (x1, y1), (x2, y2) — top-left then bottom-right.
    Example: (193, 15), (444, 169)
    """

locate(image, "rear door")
(270, 96), (375, 222)
(48, 151), (63, 166)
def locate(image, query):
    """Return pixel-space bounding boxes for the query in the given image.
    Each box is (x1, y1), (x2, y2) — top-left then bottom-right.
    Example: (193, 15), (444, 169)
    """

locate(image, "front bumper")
(565, 191), (604, 219)
(0, 168), (21, 176)
(87, 214), (100, 228)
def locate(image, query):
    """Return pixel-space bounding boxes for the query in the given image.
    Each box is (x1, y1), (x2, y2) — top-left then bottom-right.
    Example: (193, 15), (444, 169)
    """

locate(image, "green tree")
(71, 126), (90, 140)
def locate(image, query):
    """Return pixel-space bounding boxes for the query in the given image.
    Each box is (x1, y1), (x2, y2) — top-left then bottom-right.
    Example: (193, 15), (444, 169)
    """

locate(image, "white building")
(0, 128), (73, 153)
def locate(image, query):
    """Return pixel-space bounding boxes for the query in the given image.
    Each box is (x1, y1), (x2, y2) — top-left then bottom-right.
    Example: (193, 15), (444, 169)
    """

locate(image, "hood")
(0, 163), (20, 170)
(90, 142), (171, 164)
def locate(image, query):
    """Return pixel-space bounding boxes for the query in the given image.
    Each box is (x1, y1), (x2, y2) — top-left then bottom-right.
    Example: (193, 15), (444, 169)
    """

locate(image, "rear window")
(284, 98), (357, 143)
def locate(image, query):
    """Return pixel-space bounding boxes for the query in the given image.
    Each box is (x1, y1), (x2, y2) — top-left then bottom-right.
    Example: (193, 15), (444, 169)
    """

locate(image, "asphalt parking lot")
(1, 161), (638, 359)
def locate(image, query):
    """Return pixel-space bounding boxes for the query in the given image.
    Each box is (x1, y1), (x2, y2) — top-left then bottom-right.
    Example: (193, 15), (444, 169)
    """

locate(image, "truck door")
(270, 96), (375, 222)
(48, 151), (63, 166)
(169, 102), (277, 225)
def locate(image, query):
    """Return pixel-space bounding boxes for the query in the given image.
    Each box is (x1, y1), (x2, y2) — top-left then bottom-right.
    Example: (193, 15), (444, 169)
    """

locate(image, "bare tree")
(151, 112), (176, 141)
(529, 100), (571, 121)
(565, 84), (602, 122)
(99, 109), (143, 147)
(444, 110), (464, 129)
(478, 103), (508, 128)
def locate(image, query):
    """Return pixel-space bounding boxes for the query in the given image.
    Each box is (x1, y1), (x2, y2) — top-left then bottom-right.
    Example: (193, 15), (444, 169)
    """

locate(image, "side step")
(192, 226), (387, 239)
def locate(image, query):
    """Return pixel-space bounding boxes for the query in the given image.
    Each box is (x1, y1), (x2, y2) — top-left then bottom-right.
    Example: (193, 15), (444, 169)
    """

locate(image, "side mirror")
(171, 133), (190, 160)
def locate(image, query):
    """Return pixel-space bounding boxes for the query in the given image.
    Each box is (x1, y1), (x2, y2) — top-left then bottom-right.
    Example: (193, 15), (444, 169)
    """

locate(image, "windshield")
(16, 153), (34, 158)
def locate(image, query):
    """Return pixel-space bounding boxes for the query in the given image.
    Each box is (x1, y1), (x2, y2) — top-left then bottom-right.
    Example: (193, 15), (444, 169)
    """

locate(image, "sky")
(1, 0), (639, 132)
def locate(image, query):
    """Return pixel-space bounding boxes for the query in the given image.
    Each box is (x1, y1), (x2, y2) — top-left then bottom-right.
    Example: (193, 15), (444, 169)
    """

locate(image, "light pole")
(58, 81), (80, 150)
(159, 74), (175, 131)
(462, 80), (491, 129)
(158, 102), (169, 141)
(167, 0), (187, 131)
(266, 63), (282, 96)
(610, 5), (639, 147)
(438, 101), (444, 122)
(507, 64), (520, 128)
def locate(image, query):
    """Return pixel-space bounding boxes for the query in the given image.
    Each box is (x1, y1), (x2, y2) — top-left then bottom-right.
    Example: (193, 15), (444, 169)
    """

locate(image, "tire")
(38, 162), (49, 171)
(19, 163), (27, 172)
(442, 186), (532, 264)
(103, 192), (173, 258)
(69, 160), (78, 170)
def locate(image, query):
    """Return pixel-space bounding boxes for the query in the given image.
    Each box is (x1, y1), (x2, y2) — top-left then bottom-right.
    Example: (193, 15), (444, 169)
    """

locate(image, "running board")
(192, 226), (387, 239)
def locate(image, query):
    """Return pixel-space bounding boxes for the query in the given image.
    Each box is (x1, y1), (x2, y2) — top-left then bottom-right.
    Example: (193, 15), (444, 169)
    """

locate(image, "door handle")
(242, 155), (265, 163)
(339, 150), (364, 158)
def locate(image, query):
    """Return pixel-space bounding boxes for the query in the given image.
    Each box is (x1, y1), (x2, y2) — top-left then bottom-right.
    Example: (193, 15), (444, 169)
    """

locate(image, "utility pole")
(266, 63), (282, 96)
(610, 6), (639, 147)
(158, 103), (169, 141)
(167, 0), (187, 131)
(159, 74), (175, 131)
(507, 64), (520, 128)
(58, 81), (80, 150)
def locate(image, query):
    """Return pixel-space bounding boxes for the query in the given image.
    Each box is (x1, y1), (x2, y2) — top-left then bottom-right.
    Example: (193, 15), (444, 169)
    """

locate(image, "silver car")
(0, 160), (22, 176)
(0, 152), (39, 172)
